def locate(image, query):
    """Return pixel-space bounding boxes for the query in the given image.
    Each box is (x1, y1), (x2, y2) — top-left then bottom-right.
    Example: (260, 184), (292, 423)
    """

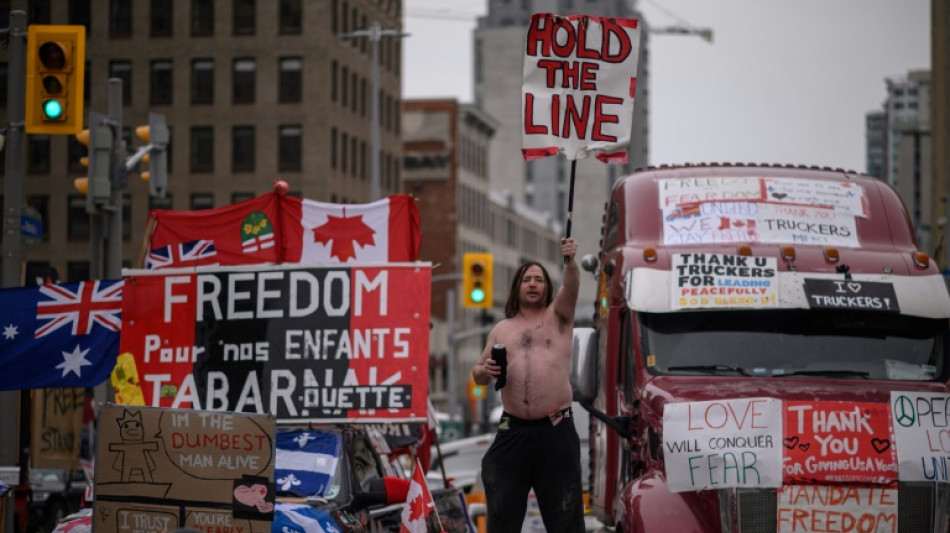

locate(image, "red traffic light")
(38, 41), (66, 70)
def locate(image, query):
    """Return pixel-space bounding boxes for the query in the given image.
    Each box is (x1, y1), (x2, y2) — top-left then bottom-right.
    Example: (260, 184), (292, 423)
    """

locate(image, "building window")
(279, 125), (302, 172)
(67, 136), (85, 174)
(232, 58), (256, 104)
(350, 136), (357, 177)
(279, 57), (302, 103)
(341, 66), (348, 108)
(149, 195), (173, 210)
(121, 194), (132, 240)
(151, 0), (173, 36)
(29, 1), (52, 25)
(150, 60), (173, 105)
(351, 71), (358, 113)
(331, 61), (338, 102)
(66, 261), (90, 282)
(191, 0), (214, 36)
(0, 63), (7, 108)
(190, 193), (214, 210)
(110, 0), (132, 37)
(67, 195), (89, 240)
(191, 59), (214, 104)
(69, 0), (91, 31)
(109, 61), (132, 105)
(28, 136), (51, 175)
(280, 0), (302, 34)
(331, 128), (337, 170)
(190, 127), (214, 172)
(232, 126), (255, 172)
(233, 0), (255, 35)
(341, 132), (348, 174)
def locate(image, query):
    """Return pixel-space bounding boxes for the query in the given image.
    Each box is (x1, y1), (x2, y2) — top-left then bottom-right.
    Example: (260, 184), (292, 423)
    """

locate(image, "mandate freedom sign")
(118, 264), (432, 422)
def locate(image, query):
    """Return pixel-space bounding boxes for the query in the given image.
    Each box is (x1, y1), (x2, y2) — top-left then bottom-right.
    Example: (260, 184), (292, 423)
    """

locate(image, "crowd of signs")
(663, 393), (950, 532)
(660, 176), (867, 248)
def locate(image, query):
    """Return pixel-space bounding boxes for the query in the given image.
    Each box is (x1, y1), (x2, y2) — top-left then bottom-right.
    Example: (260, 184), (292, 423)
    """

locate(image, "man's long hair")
(504, 261), (553, 318)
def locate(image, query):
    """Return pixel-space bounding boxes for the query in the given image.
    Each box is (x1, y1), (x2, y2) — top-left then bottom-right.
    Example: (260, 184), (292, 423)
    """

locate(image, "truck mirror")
(580, 253), (599, 273)
(571, 327), (599, 402)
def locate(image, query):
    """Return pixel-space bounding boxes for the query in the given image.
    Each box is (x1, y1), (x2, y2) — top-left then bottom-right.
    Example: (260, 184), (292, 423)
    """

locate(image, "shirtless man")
(471, 237), (583, 533)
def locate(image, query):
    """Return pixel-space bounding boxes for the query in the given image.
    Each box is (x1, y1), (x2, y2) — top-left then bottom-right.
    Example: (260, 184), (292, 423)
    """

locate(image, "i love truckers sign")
(116, 264), (431, 423)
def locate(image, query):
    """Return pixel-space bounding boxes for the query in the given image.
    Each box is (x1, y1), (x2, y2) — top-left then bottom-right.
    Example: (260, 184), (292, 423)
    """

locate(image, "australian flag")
(275, 430), (341, 498)
(146, 239), (218, 269)
(0, 280), (123, 390)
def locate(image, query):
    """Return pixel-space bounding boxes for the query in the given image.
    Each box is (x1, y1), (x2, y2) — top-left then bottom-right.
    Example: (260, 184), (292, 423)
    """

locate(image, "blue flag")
(0, 280), (123, 390)
(274, 503), (341, 533)
(275, 430), (341, 497)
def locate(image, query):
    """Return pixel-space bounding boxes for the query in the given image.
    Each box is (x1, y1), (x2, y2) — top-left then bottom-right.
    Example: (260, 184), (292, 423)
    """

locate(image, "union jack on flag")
(146, 239), (218, 269)
(35, 280), (124, 338)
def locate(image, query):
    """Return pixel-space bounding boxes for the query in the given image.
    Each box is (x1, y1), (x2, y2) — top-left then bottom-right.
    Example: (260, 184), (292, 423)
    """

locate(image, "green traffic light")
(42, 99), (64, 119)
(470, 287), (485, 303)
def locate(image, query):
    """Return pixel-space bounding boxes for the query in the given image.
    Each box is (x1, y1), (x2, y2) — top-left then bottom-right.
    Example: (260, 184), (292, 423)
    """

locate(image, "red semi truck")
(573, 164), (950, 532)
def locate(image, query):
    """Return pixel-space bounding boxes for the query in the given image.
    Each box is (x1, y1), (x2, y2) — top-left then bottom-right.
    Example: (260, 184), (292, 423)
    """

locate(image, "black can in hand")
(492, 344), (507, 390)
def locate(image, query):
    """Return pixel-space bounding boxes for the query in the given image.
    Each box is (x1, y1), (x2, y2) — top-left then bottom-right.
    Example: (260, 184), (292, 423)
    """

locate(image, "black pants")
(481, 411), (585, 533)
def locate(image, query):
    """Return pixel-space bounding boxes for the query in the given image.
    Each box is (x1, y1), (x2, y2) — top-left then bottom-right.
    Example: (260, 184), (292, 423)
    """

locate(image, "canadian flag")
(300, 195), (421, 263)
(401, 460), (435, 533)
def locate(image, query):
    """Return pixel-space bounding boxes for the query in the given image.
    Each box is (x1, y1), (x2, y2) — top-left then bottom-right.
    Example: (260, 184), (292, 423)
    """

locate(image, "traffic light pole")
(0, 11), (26, 533)
(105, 78), (123, 280)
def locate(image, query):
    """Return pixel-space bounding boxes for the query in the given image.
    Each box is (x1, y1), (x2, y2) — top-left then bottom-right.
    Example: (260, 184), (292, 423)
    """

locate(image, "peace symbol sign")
(893, 395), (916, 427)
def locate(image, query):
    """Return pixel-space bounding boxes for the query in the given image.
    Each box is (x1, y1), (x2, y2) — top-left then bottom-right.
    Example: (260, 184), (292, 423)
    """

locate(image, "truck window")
(639, 310), (947, 381)
(620, 310), (635, 405)
(351, 436), (383, 492)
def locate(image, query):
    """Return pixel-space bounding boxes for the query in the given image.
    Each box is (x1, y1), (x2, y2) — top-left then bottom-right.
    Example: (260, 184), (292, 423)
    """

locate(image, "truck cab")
(573, 164), (950, 532)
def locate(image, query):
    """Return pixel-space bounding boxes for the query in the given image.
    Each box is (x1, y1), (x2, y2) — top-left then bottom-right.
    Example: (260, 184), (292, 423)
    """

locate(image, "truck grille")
(723, 483), (949, 533)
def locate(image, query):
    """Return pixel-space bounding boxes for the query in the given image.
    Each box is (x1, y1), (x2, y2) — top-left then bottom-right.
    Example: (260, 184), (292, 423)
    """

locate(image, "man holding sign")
(471, 237), (582, 533)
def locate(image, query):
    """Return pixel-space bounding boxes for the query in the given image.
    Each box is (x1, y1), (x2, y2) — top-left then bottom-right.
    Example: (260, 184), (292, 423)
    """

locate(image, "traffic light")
(462, 252), (493, 308)
(25, 25), (86, 135)
(74, 112), (113, 214)
(135, 113), (169, 198)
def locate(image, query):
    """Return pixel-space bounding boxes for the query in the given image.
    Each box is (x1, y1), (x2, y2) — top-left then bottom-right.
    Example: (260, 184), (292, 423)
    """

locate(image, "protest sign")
(30, 388), (84, 470)
(119, 263), (431, 423)
(94, 404), (276, 533)
(671, 252), (778, 310)
(663, 397), (782, 492)
(782, 401), (897, 484)
(890, 391), (950, 482)
(776, 485), (898, 533)
(521, 13), (640, 161)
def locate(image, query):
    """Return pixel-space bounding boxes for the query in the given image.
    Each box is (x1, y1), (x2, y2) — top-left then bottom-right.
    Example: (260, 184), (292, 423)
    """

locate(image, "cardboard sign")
(776, 485), (898, 533)
(783, 402), (897, 484)
(119, 264), (431, 423)
(756, 203), (859, 247)
(30, 388), (84, 470)
(521, 13), (640, 161)
(94, 404), (276, 533)
(671, 253), (778, 310)
(803, 279), (900, 313)
(890, 391), (950, 482)
(762, 177), (867, 217)
(662, 398), (783, 492)
(658, 177), (764, 208)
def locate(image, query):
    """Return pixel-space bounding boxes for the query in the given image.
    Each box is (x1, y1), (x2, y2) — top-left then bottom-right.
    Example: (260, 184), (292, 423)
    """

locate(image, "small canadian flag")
(400, 460), (435, 533)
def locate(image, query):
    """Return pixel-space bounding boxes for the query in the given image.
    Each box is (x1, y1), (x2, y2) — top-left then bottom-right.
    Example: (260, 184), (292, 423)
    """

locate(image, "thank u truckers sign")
(117, 264), (431, 423)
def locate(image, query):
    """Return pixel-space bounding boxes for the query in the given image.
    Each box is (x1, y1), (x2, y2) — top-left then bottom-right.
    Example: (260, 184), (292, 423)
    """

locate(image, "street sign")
(20, 205), (42, 244)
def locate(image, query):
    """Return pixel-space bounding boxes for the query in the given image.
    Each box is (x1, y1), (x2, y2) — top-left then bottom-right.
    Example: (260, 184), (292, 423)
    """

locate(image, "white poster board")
(890, 391), (950, 482)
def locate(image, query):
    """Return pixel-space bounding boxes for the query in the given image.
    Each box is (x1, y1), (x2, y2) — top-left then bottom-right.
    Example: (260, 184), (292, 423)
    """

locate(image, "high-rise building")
(0, 0), (404, 281)
(473, 0), (649, 309)
(864, 111), (885, 180)
(881, 71), (932, 253)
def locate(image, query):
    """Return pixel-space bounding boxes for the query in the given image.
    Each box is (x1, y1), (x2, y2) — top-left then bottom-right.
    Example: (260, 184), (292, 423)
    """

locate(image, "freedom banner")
(144, 190), (421, 268)
(118, 264), (431, 423)
(0, 280), (123, 390)
(521, 13), (640, 162)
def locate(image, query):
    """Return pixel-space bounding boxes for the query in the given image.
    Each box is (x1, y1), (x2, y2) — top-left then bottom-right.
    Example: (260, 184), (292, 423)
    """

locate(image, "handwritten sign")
(891, 391), (950, 482)
(663, 398), (782, 492)
(95, 404), (276, 533)
(783, 401), (897, 484)
(658, 177), (763, 208)
(757, 203), (859, 247)
(521, 13), (641, 161)
(31, 388), (84, 470)
(763, 177), (867, 217)
(671, 253), (778, 310)
(776, 485), (898, 533)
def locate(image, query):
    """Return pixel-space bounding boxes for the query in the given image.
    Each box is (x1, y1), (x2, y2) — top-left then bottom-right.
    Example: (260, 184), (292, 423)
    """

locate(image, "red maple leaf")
(408, 493), (427, 521)
(311, 215), (376, 262)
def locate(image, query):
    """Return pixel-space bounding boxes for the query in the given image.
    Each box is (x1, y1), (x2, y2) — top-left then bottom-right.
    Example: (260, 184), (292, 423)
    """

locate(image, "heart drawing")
(783, 436), (799, 449)
(871, 438), (891, 454)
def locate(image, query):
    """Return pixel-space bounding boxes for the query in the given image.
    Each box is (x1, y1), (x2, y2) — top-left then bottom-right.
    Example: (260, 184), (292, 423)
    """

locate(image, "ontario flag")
(401, 460), (435, 533)
(0, 280), (124, 390)
(142, 188), (421, 268)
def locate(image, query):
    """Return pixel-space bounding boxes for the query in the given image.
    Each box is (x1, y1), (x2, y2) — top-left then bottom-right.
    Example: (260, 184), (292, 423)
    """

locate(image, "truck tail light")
(780, 245), (796, 261)
(643, 247), (658, 262)
(737, 245), (752, 256)
(823, 247), (840, 262)
(913, 251), (930, 269)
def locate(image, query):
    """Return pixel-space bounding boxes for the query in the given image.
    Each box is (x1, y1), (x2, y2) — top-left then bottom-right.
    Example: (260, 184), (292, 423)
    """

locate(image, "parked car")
(28, 468), (88, 533)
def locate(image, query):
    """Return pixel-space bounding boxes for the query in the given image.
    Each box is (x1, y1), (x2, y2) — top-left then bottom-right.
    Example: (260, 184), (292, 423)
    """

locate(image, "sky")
(402, 0), (931, 173)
